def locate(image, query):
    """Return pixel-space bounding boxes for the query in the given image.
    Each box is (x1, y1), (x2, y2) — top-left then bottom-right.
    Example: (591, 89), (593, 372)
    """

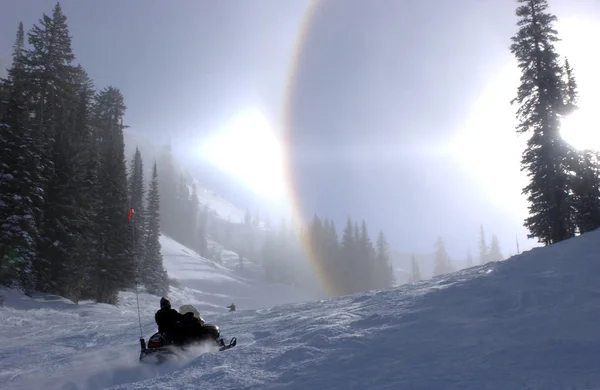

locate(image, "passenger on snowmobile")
(179, 304), (205, 325)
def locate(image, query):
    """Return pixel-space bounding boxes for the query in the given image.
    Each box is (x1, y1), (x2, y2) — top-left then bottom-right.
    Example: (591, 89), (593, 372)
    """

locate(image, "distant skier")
(226, 303), (236, 312)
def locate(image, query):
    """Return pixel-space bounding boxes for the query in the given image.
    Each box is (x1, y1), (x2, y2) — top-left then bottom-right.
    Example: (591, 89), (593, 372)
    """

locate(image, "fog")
(2, 0), (600, 283)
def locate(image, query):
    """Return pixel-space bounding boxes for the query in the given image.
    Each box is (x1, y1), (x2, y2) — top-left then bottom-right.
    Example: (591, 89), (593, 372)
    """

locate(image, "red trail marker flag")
(128, 208), (135, 221)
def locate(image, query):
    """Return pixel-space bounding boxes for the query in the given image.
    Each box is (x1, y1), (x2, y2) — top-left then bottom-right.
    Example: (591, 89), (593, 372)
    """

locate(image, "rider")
(155, 297), (183, 334)
(156, 297), (221, 345)
(155, 297), (191, 344)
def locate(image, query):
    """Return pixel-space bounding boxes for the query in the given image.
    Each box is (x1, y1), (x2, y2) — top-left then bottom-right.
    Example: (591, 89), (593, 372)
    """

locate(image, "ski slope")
(1, 229), (600, 390)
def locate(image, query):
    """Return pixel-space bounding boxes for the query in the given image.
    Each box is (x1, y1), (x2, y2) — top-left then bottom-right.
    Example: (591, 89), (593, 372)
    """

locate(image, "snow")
(2, 229), (600, 389)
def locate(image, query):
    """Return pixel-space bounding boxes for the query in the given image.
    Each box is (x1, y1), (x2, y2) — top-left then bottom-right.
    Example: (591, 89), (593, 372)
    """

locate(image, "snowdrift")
(1, 229), (599, 390)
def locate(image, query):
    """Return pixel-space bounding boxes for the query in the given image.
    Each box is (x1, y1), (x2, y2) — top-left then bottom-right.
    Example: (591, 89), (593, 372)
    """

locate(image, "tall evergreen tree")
(488, 235), (504, 262)
(562, 57), (578, 116)
(571, 151), (600, 233)
(374, 231), (394, 288)
(478, 225), (489, 265)
(340, 217), (356, 295)
(0, 22), (45, 292)
(74, 66), (101, 300)
(144, 162), (168, 295)
(24, 3), (79, 293)
(409, 255), (421, 283)
(144, 165), (166, 288)
(510, 0), (575, 245)
(128, 147), (146, 275)
(560, 58), (600, 233)
(358, 220), (376, 291)
(466, 249), (474, 268)
(43, 63), (102, 301)
(433, 236), (450, 277)
(93, 86), (131, 303)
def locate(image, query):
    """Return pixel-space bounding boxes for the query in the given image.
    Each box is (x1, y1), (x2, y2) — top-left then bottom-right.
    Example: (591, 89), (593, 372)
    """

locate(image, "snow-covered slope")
(159, 234), (315, 311)
(190, 179), (247, 224)
(2, 229), (600, 390)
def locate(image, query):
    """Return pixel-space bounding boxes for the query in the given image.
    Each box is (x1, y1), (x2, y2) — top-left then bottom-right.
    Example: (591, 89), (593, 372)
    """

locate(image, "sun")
(556, 17), (600, 151)
(200, 109), (286, 199)
(560, 109), (600, 151)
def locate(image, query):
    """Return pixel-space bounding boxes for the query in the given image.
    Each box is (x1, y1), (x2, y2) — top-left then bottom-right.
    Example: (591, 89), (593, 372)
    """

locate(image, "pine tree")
(144, 162), (168, 295)
(488, 235), (504, 262)
(340, 217), (356, 295)
(572, 151), (600, 233)
(75, 66), (101, 300)
(0, 22), (44, 293)
(409, 255), (421, 283)
(560, 58), (600, 233)
(359, 220), (376, 291)
(324, 218), (341, 295)
(92, 86), (132, 303)
(56, 65), (98, 302)
(510, 0), (575, 245)
(374, 231), (394, 288)
(128, 147), (146, 275)
(466, 249), (474, 268)
(562, 57), (578, 116)
(433, 236), (450, 277)
(478, 225), (489, 265)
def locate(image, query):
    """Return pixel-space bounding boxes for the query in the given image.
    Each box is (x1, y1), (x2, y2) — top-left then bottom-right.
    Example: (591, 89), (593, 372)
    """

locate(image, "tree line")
(510, 0), (600, 245)
(261, 215), (395, 297)
(406, 225), (504, 284)
(0, 4), (169, 303)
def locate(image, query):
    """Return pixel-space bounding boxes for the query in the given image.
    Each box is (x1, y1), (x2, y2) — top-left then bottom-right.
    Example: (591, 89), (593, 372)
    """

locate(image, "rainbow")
(281, 0), (341, 296)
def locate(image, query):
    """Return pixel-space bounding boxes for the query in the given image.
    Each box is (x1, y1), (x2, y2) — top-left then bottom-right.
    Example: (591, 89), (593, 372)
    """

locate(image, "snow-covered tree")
(128, 147), (146, 274)
(560, 58), (600, 234)
(93, 86), (132, 303)
(0, 22), (44, 293)
(144, 162), (168, 295)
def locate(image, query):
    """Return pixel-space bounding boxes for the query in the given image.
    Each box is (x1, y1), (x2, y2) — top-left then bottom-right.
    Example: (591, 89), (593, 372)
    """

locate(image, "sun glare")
(561, 109), (600, 151)
(200, 109), (286, 199)
(556, 17), (600, 151)
(448, 63), (528, 211)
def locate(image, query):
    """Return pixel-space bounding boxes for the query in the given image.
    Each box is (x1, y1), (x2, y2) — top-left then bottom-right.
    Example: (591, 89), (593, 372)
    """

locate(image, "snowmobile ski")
(218, 337), (237, 351)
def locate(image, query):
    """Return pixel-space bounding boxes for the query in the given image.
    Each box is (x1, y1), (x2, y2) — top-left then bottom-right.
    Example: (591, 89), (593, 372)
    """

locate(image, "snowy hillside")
(123, 129), (248, 224)
(158, 235), (316, 311)
(2, 229), (600, 390)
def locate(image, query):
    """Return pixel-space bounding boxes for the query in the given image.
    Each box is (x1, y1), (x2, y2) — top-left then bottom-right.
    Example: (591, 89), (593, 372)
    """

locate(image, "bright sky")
(2, 0), (599, 260)
(555, 17), (600, 151)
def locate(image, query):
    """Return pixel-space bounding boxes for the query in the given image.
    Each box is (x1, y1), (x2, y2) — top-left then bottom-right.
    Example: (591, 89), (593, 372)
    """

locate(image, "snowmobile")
(139, 304), (236, 364)
(139, 322), (237, 364)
